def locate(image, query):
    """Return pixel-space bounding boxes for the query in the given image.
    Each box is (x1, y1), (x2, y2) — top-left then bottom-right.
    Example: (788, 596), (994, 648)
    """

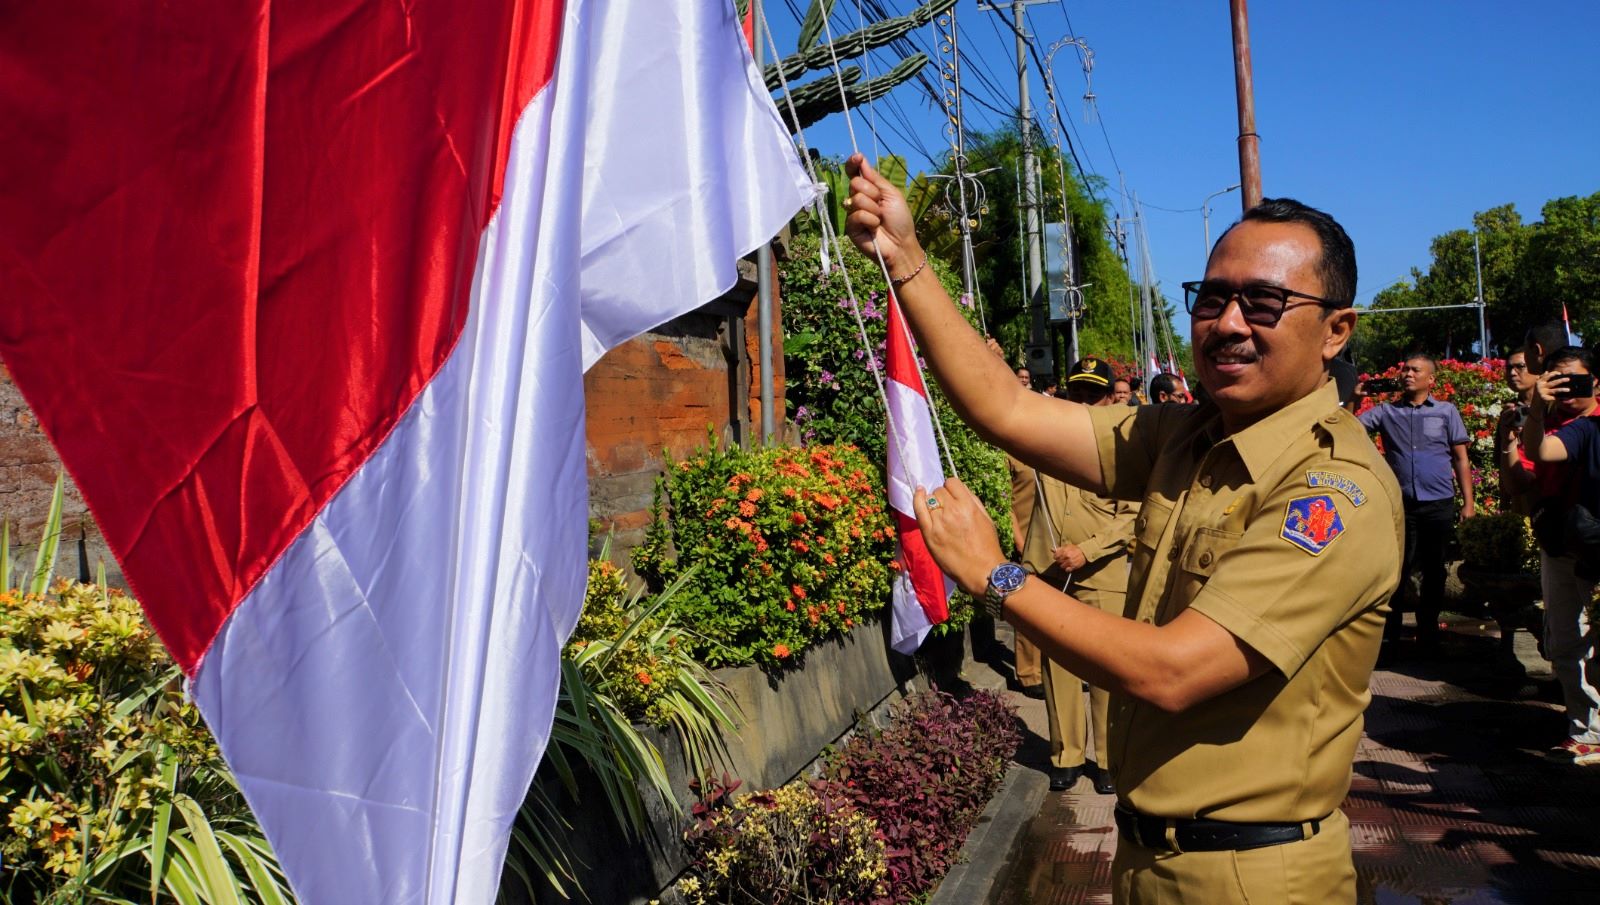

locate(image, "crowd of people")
(839, 150), (1595, 903)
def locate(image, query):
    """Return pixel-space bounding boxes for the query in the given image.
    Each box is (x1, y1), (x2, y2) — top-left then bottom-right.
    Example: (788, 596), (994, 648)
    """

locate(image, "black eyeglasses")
(1181, 280), (1346, 327)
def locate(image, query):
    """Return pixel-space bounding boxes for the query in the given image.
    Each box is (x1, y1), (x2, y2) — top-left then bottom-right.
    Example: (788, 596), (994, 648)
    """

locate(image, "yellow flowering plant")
(1, 479), (291, 904)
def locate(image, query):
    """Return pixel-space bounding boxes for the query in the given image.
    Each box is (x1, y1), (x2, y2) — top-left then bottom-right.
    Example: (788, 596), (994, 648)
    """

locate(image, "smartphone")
(1364, 377), (1401, 393)
(1555, 373), (1596, 398)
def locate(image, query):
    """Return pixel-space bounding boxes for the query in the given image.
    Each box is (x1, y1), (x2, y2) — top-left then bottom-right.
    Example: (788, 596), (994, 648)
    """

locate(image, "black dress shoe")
(1092, 771), (1116, 795)
(1020, 684), (1046, 700)
(1049, 765), (1082, 791)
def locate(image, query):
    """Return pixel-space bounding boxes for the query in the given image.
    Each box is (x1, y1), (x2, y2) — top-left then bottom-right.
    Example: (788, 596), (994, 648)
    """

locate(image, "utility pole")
(1229, 0), (1262, 210)
(1473, 232), (1490, 358)
(983, 0), (1052, 377)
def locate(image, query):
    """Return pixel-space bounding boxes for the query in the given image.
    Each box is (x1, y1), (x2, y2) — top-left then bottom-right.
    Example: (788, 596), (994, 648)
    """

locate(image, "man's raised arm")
(841, 153), (1103, 491)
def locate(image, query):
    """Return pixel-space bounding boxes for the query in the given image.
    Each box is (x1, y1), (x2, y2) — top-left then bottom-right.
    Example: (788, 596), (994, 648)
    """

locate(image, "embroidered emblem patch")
(1280, 495), (1345, 555)
(1305, 470), (1367, 507)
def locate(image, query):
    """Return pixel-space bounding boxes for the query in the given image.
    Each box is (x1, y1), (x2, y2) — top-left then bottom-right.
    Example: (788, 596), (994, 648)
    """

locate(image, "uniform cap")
(1066, 357), (1114, 387)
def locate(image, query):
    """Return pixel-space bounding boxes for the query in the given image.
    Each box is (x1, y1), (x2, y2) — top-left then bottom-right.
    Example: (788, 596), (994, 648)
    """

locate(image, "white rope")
(758, 3), (915, 489)
(816, 7), (962, 481)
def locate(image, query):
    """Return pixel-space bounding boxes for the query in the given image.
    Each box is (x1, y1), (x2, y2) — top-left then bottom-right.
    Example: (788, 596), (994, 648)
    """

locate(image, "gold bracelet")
(889, 254), (928, 287)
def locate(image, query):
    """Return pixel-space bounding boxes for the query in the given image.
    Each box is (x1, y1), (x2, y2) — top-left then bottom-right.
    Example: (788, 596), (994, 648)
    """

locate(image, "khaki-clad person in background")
(1005, 360), (1046, 694)
(1021, 357), (1137, 795)
(841, 152), (1401, 904)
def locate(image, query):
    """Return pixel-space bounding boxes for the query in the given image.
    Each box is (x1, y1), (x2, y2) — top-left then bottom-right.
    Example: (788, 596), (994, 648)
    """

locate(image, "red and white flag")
(0, 2), (811, 902)
(1166, 353), (1192, 399)
(1564, 301), (1578, 344)
(884, 292), (954, 653)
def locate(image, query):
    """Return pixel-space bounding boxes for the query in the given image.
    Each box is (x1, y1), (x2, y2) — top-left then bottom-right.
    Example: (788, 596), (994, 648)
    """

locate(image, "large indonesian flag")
(883, 292), (953, 653)
(0, 2), (811, 902)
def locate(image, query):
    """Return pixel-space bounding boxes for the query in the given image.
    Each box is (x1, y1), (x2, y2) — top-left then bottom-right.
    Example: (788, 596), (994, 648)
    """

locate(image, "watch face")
(991, 563), (1027, 593)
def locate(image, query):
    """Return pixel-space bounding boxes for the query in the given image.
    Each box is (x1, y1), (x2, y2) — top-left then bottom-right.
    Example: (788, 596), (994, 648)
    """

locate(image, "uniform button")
(1199, 474), (1213, 489)
(1324, 413), (1340, 424)
(1199, 551), (1214, 568)
(1167, 547), (1179, 561)
(1136, 518), (1147, 533)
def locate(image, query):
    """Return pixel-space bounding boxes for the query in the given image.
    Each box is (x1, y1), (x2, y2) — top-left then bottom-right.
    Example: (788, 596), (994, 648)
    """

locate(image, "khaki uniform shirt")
(1087, 381), (1402, 823)
(1019, 472), (1137, 593)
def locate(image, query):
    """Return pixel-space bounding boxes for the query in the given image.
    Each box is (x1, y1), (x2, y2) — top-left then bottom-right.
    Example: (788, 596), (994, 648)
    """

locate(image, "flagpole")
(755, 0), (776, 444)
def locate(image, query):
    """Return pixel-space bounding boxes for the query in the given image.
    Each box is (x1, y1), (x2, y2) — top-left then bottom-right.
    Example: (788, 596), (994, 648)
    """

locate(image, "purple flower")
(795, 405), (811, 421)
(959, 293), (974, 309)
(820, 370), (834, 385)
(854, 349), (866, 360)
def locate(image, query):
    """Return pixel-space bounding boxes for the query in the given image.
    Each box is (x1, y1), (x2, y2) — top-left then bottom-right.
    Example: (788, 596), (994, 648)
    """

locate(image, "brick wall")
(0, 361), (123, 586)
(584, 257), (787, 555)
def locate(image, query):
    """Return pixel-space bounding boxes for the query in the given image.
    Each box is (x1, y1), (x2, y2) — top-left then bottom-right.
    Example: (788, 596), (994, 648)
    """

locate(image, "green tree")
(1350, 192), (1598, 372)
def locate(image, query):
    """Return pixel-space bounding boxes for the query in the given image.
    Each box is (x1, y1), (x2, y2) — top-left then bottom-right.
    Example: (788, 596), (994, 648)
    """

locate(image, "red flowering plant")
(1356, 358), (1517, 514)
(633, 438), (894, 668)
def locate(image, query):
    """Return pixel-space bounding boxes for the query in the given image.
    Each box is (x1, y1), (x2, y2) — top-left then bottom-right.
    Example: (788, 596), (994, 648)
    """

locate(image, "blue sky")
(768, 0), (1600, 340)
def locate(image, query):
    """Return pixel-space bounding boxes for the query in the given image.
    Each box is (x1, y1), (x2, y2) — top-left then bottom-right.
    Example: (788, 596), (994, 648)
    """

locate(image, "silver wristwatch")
(982, 563), (1028, 619)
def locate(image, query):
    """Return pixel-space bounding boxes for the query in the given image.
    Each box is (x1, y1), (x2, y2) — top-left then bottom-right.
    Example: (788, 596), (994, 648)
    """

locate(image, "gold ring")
(843, 195), (854, 209)
(925, 497), (942, 511)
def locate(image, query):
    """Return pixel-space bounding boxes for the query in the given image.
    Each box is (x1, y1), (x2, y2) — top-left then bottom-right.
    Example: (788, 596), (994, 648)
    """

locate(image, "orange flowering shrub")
(633, 441), (893, 668)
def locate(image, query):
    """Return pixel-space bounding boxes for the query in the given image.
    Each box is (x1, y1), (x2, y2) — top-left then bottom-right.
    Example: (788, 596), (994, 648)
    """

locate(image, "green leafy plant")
(632, 441), (894, 668)
(1, 478), (292, 905)
(1459, 512), (1540, 575)
(500, 562), (743, 903)
(677, 776), (888, 905)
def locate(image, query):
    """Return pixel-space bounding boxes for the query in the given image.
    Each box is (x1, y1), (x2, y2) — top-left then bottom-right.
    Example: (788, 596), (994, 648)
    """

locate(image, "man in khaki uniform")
(1007, 362), (1046, 694)
(1021, 357), (1136, 794)
(841, 154), (1401, 904)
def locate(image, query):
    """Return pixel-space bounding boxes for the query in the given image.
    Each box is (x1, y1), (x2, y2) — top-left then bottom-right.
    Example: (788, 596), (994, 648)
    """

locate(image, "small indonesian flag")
(0, 2), (812, 902)
(884, 291), (955, 653)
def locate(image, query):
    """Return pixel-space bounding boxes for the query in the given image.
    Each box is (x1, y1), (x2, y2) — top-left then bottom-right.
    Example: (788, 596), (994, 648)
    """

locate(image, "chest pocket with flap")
(1180, 526), (1242, 578)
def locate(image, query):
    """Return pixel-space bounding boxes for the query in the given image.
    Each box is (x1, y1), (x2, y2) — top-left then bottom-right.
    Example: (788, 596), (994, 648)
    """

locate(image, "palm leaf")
(216, 832), (292, 905)
(28, 472), (65, 595)
(149, 746), (181, 904)
(172, 794), (245, 905)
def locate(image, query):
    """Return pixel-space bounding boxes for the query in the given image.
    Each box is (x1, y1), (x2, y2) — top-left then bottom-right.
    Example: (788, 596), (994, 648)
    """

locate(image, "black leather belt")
(1114, 805), (1324, 853)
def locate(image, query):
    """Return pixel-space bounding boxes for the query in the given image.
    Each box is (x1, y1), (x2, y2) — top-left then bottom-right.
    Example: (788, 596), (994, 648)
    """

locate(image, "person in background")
(1111, 378), (1134, 406)
(1148, 372), (1183, 404)
(1521, 344), (1600, 766)
(998, 349), (1045, 697)
(1494, 349), (1540, 515)
(1020, 357), (1137, 794)
(1356, 354), (1475, 650)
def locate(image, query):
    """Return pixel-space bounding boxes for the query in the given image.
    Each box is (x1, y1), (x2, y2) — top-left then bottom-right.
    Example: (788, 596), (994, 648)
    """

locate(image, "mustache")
(1202, 338), (1259, 361)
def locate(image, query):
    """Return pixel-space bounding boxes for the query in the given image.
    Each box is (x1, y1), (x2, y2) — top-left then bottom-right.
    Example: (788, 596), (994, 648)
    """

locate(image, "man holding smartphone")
(1356, 356), (1475, 650)
(1522, 345), (1600, 766)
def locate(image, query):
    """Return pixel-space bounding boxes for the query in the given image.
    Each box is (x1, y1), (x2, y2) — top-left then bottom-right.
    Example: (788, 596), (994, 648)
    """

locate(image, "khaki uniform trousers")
(1112, 810), (1354, 905)
(1015, 632), (1043, 688)
(1042, 587), (1121, 769)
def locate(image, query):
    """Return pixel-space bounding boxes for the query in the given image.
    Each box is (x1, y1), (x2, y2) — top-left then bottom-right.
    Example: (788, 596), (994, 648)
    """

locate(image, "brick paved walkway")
(991, 625), (1600, 904)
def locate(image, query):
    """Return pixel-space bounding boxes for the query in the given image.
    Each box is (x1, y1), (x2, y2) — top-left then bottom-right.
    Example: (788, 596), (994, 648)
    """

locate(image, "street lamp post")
(1201, 183), (1242, 258)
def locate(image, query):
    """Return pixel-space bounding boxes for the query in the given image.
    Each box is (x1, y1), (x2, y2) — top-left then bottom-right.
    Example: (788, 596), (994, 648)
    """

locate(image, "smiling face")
(1193, 220), (1357, 432)
(1551, 357), (1597, 418)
